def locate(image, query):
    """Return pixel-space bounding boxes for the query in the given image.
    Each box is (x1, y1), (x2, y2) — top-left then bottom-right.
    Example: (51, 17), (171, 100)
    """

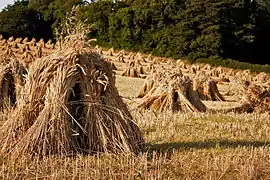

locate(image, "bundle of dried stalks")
(121, 60), (145, 78)
(167, 59), (176, 66)
(208, 68), (219, 77)
(152, 57), (161, 64)
(105, 48), (114, 56)
(7, 36), (14, 43)
(103, 49), (126, 63)
(137, 69), (174, 98)
(146, 63), (156, 73)
(0, 7), (144, 157)
(104, 58), (117, 70)
(216, 75), (230, 84)
(0, 39), (7, 47)
(190, 65), (200, 74)
(146, 54), (153, 62)
(203, 64), (211, 71)
(0, 48), (144, 157)
(0, 57), (27, 110)
(28, 38), (36, 46)
(125, 52), (135, 60)
(36, 38), (45, 48)
(240, 71), (253, 82)
(112, 53), (125, 63)
(134, 53), (146, 63)
(253, 72), (269, 84)
(224, 82), (269, 113)
(95, 45), (103, 55)
(241, 83), (270, 113)
(176, 60), (188, 69)
(116, 49), (126, 56)
(193, 76), (225, 101)
(227, 69), (236, 76)
(137, 74), (159, 98)
(45, 39), (55, 50)
(22, 37), (28, 43)
(216, 66), (225, 75)
(138, 73), (206, 113)
(223, 79), (246, 97)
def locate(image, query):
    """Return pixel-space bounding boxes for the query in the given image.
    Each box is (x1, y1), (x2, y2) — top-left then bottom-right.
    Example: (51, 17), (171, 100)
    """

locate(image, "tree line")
(0, 0), (270, 65)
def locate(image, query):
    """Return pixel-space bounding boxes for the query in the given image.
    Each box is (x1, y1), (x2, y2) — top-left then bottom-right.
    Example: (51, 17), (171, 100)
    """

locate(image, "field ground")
(0, 61), (270, 179)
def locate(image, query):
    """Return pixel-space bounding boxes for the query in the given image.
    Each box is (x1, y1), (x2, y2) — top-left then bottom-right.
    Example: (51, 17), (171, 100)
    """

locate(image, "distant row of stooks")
(0, 35), (56, 66)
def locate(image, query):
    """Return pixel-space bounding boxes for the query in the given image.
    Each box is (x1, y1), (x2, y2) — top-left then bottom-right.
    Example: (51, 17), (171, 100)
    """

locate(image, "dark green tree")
(1, 0), (269, 65)
(79, 0), (126, 46)
(250, 0), (270, 64)
(0, 0), (53, 40)
(80, 0), (269, 65)
(48, 0), (82, 29)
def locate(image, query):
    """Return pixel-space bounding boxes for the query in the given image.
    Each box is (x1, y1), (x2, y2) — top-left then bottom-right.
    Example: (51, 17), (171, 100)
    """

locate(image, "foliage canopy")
(0, 0), (269, 66)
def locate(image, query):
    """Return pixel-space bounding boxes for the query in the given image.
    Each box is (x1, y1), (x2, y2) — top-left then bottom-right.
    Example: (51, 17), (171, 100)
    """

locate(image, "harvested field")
(0, 34), (269, 179)
(1, 111), (270, 179)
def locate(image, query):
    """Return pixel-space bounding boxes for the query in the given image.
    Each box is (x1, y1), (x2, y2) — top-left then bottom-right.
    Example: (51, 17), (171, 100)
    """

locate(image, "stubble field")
(1, 54), (269, 179)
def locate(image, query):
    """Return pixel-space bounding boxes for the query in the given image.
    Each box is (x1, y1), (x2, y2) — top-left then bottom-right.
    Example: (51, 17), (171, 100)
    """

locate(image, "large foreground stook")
(0, 48), (144, 158)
